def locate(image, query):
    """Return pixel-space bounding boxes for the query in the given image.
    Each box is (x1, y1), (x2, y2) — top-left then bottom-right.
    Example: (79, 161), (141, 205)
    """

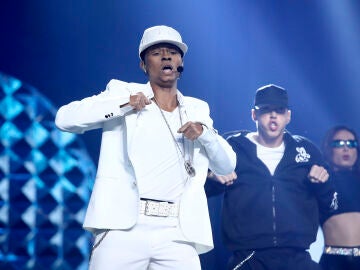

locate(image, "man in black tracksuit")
(207, 84), (338, 270)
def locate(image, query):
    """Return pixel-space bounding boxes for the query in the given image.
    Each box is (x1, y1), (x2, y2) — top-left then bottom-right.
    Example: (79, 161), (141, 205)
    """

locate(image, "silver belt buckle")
(158, 202), (170, 217)
(325, 246), (360, 256)
(145, 201), (169, 217)
(140, 199), (178, 217)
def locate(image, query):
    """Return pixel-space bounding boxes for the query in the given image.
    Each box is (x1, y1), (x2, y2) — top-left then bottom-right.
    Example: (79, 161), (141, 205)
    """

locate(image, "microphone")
(177, 66), (184, 73)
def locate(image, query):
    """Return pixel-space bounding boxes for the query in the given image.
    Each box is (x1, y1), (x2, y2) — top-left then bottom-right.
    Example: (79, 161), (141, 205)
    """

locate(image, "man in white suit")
(55, 25), (236, 269)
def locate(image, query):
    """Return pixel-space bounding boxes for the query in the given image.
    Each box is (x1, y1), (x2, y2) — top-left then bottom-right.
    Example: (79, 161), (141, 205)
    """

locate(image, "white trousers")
(89, 215), (201, 270)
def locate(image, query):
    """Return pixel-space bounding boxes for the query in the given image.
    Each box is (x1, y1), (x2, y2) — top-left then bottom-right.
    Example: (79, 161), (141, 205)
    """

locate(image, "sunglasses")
(255, 106), (287, 114)
(331, 140), (358, 148)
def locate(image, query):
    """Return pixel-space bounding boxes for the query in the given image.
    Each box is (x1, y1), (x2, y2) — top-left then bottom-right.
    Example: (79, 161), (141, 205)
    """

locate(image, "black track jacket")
(206, 131), (337, 252)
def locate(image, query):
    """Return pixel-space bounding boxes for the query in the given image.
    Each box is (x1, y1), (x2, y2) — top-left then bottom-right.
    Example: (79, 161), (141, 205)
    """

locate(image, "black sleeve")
(314, 176), (338, 225)
(307, 143), (338, 224)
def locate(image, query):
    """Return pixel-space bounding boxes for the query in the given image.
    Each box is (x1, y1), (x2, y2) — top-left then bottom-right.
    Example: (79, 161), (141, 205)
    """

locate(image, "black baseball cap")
(254, 84), (288, 109)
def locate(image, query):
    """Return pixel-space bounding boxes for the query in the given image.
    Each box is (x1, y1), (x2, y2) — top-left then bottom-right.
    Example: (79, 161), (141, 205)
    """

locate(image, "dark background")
(2, 1), (360, 269)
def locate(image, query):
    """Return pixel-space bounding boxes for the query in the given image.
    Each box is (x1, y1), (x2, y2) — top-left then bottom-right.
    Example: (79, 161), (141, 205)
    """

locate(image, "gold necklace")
(153, 96), (196, 177)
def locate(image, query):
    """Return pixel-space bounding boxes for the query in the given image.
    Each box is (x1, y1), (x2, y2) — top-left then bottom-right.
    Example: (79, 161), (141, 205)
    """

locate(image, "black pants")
(228, 248), (321, 270)
(319, 253), (360, 270)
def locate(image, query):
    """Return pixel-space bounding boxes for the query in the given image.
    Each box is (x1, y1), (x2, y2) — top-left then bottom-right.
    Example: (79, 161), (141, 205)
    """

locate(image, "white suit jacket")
(55, 79), (236, 254)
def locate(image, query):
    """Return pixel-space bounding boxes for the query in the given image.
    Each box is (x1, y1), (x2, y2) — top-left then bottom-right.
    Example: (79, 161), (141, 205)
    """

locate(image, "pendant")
(184, 160), (196, 177)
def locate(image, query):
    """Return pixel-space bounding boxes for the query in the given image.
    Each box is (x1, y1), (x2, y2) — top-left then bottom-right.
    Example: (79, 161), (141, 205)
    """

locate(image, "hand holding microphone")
(129, 92), (151, 111)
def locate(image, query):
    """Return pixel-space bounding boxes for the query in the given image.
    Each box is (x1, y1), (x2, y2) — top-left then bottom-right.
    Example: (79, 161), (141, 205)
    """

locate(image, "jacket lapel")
(125, 82), (154, 155)
(178, 93), (200, 160)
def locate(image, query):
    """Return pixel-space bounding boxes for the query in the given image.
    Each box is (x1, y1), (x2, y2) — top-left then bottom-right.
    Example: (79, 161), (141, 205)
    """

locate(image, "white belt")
(139, 199), (179, 217)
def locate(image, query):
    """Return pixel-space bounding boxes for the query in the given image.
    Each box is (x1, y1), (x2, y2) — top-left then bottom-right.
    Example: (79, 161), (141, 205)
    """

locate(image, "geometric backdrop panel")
(0, 72), (95, 270)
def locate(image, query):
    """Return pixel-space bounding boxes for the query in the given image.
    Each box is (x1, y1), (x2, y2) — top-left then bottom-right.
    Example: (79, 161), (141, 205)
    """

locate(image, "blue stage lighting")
(0, 72), (95, 270)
